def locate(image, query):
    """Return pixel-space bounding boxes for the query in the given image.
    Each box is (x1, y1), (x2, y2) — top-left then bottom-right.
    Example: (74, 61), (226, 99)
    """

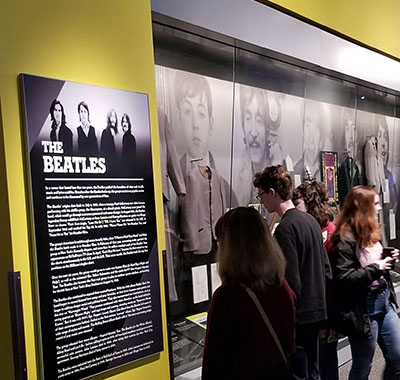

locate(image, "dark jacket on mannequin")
(338, 156), (360, 206)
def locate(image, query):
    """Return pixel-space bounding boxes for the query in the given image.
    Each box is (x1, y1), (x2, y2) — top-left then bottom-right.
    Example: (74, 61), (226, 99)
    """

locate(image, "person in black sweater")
(254, 165), (331, 380)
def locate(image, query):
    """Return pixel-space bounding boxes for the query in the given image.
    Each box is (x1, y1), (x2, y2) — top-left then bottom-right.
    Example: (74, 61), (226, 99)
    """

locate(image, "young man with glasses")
(254, 165), (331, 380)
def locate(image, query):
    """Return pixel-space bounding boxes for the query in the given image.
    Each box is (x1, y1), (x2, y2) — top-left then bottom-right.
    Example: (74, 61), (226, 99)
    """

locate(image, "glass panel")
(232, 48), (306, 223)
(305, 71), (356, 108)
(153, 23), (235, 376)
(235, 49), (307, 97)
(302, 73), (356, 198)
(357, 85), (396, 116)
(153, 20), (400, 379)
(393, 114), (400, 248)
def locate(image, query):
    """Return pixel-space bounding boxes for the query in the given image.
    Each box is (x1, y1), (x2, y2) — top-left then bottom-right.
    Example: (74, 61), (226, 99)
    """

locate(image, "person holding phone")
(330, 186), (400, 380)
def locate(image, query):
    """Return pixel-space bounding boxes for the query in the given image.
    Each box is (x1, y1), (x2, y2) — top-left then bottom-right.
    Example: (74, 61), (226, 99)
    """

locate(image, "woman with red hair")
(331, 186), (400, 380)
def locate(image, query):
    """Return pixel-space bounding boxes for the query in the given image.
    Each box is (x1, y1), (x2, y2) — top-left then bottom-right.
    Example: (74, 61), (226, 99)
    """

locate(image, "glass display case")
(153, 19), (400, 378)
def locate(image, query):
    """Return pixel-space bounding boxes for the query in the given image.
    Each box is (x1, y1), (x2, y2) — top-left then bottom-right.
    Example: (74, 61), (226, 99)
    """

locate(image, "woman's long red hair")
(332, 186), (381, 248)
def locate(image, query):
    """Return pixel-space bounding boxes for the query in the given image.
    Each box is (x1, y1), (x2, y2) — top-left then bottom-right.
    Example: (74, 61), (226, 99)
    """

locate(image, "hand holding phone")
(382, 247), (396, 259)
(391, 249), (400, 262)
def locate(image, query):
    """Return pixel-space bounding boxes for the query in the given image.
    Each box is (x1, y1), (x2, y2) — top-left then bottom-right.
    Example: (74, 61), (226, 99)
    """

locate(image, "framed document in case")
(321, 151), (338, 203)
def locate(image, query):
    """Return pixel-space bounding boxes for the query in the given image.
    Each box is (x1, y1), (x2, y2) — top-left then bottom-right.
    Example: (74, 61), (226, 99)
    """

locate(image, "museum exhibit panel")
(21, 75), (163, 380)
(152, 11), (400, 379)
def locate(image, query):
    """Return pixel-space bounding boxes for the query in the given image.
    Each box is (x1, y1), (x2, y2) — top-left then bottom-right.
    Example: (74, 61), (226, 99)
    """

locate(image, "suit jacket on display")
(159, 110), (186, 201)
(158, 110), (186, 302)
(364, 137), (385, 193)
(182, 167), (226, 254)
(180, 152), (238, 207)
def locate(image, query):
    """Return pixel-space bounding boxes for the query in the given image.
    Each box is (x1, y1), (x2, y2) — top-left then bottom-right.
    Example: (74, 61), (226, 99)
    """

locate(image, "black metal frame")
(8, 271), (27, 380)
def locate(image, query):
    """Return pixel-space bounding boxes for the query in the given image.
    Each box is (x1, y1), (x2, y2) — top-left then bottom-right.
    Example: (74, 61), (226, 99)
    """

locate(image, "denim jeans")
(348, 289), (400, 380)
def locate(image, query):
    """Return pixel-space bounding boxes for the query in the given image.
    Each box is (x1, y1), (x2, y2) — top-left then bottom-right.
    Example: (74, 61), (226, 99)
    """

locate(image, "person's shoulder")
(281, 280), (297, 303)
(261, 281), (297, 308)
(63, 124), (73, 134)
(280, 208), (309, 225)
(326, 221), (336, 234)
(331, 234), (356, 254)
(281, 209), (322, 235)
(211, 283), (244, 306)
(214, 282), (241, 296)
(299, 209), (323, 228)
(334, 237), (355, 249)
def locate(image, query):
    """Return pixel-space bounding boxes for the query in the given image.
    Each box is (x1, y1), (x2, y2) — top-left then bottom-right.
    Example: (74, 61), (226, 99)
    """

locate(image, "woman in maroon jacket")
(202, 207), (296, 380)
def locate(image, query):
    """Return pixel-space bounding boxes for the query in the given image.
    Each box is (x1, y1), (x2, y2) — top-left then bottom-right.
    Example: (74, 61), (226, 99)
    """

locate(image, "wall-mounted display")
(321, 151), (338, 202)
(21, 74), (163, 380)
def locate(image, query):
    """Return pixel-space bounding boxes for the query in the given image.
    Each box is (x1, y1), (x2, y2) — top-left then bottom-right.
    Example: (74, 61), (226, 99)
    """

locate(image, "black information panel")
(21, 74), (163, 380)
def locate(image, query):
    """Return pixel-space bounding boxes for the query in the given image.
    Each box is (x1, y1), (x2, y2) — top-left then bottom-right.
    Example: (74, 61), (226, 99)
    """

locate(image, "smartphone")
(382, 247), (396, 258)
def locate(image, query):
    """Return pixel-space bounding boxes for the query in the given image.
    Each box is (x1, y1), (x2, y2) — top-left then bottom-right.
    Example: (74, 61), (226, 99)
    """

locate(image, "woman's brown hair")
(215, 207), (286, 289)
(332, 186), (381, 248)
(292, 181), (333, 228)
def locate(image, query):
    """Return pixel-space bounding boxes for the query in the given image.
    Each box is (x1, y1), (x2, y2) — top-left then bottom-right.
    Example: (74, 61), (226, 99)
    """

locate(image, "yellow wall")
(0, 0), (169, 379)
(267, 0), (400, 60)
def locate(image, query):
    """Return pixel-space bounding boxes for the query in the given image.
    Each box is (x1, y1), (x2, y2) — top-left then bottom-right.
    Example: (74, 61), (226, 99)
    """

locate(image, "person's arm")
(274, 226), (301, 299)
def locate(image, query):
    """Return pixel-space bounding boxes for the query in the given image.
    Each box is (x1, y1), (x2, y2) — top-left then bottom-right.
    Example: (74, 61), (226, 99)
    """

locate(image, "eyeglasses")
(256, 191), (266, 202)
